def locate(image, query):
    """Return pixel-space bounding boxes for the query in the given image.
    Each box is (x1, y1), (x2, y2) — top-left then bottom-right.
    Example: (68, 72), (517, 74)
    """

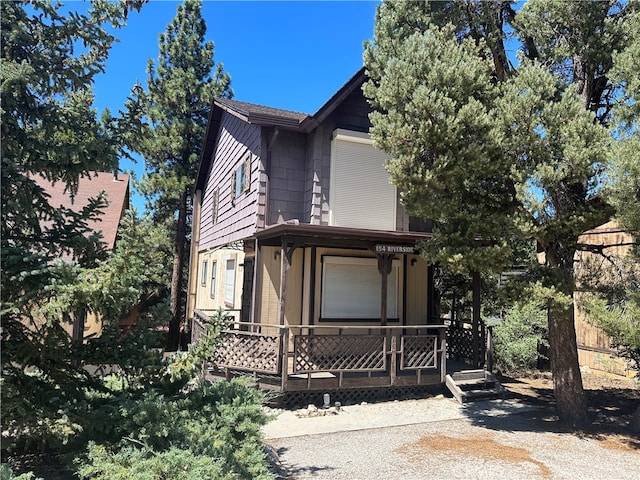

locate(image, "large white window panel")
(330, 130), (396, 230)
(321, 256), (398, 319)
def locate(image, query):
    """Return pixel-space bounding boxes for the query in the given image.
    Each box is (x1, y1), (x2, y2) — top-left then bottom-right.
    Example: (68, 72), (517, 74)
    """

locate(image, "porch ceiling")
(253, 223), (433, 249)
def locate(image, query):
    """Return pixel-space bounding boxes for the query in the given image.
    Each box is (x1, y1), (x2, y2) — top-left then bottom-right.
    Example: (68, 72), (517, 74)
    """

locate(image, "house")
(187, 69), (484, 404)
(33, 171), (130, 339)
(574, 221), (638, 377)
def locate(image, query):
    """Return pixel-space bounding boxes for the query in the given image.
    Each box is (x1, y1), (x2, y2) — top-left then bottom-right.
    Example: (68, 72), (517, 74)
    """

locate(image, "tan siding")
(285, 249), (304, 326)
(257, 246), (304, 327)
(405, 255), (428, 325)
(258, 246), (281, 326)
(193, 248), (245, 318)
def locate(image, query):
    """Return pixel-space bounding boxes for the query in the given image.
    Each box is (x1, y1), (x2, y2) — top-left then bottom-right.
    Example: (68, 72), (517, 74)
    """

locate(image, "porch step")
(445, 369), (506, 404)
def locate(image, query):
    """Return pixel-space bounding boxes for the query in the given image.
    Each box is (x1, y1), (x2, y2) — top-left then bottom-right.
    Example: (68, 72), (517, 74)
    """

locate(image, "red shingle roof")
(33, 171), (130, 250)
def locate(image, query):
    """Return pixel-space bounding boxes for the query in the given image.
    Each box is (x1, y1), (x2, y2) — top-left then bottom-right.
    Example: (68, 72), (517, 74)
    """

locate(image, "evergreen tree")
(1, 0), (143, 450)
(364, 0), (638, 427)
(127, 0), (232, 350)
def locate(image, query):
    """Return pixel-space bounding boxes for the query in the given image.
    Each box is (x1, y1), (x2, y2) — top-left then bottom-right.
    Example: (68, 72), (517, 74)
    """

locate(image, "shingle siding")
(200, 113), (261, 249)
(267, 130), (307, 224)
(332, 90), (372, 132)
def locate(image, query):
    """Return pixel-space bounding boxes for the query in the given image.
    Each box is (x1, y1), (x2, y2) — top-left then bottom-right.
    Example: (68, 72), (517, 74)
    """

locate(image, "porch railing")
(192, 310), (447, 391)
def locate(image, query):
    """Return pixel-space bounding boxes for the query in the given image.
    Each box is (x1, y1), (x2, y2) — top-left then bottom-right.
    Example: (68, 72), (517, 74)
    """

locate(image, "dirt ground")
(267, 371), (640, 480)
(502, 369), (640, 428)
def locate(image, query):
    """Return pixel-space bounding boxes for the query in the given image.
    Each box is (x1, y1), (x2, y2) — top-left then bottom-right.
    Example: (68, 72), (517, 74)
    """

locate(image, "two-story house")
(187, 69), (482, 403)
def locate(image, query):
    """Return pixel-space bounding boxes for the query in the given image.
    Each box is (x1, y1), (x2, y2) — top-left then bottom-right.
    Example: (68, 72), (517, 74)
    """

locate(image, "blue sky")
(89, 0), (381, 210)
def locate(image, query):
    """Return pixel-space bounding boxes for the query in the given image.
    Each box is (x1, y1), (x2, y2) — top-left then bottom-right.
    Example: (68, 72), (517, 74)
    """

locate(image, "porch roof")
(253, 223), (432, 249)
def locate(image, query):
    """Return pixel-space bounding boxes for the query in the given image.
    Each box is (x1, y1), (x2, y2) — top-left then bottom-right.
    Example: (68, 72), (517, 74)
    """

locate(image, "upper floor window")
(231, 151), (251, 205)
(329, 129), (396, 231)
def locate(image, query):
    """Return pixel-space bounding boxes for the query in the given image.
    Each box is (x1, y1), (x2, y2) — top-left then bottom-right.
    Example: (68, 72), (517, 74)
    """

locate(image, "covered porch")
(191, 223), (487, 402)
(192, 311), (448, 393)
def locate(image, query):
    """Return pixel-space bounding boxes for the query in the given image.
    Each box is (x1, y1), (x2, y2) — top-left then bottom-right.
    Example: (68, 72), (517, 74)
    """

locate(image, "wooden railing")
(192, 310), (447, 391)
(446, 318), (486, 368)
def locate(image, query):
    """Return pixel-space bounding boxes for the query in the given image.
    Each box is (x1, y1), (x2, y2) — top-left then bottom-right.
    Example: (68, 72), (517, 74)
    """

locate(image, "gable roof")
(33, 171), (130, 251)
(196, 67), (367, 191)
(215, 98), (308, 128)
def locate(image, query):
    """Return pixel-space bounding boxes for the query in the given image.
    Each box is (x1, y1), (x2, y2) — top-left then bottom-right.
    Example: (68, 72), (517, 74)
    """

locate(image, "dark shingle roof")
(215, 97), (309, 127)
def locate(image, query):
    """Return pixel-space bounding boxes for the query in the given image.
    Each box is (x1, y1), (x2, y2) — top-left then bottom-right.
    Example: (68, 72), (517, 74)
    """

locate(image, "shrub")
(0, 464), (42, 480)
(493, 302), (548, 374)
(76, 444), (232, 480)
(76, 378), (273, 479)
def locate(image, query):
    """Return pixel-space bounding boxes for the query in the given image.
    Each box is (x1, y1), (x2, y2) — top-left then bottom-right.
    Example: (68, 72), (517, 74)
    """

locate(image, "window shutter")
(330, 131), (396, 230)
(243, 153), (251, 193)
(230, 171), (236, 206)
(321, 256), (399, 319)
(211, 188), (219, 224)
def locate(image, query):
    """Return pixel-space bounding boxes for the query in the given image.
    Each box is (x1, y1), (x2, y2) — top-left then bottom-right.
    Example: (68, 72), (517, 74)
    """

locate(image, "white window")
(329, 129), (396, 230)
(231, 152), (251, 204)
(224, 259), (236, 307)
(210, 261), (217, 298)
(321, 256), (399, 319)
(201, 260), (208, 286)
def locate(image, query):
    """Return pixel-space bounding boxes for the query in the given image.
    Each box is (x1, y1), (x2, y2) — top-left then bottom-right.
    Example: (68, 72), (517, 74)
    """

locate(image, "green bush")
(0, 464), (42, 480)
(493, 302), (548, 374)
(76, 444), (232, 480)
(76, 378), (273, 479)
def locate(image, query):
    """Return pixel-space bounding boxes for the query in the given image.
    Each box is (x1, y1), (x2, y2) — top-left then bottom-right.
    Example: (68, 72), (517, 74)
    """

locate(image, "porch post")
(278, 241), (291, 326)
(472, 270), (481, 367)
(377, 253), (393, 326)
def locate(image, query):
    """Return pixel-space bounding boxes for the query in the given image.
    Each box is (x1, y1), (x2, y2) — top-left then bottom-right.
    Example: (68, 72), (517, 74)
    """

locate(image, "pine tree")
(364, 0), (637, 427)
(128, 0), (232, 350)
(1, 0), (143, 450)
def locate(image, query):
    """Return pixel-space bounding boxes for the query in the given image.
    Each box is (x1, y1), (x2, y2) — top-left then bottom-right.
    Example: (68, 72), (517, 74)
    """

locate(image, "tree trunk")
(630, 404), (640, 433)
(167, 189), (188, 351)
(547, 302), (589, 427)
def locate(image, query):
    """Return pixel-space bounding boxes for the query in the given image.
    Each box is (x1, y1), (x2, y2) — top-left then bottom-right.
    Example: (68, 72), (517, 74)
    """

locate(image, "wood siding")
(574, 221), (636, 377)
(267, 130), (307, 224)
(199, 113), (262, 249)
(405, 255), (429, 325)
(257, 246), (303, 326)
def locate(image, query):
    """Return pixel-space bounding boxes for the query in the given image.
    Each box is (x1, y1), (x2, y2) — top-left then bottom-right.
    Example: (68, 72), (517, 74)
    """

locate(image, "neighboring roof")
(196, 67), (368, 191)
(33, 171), (130, 250)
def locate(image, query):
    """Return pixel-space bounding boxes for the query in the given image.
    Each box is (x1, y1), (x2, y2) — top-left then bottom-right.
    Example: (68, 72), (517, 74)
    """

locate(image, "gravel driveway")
(263, 397), (640, 479)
